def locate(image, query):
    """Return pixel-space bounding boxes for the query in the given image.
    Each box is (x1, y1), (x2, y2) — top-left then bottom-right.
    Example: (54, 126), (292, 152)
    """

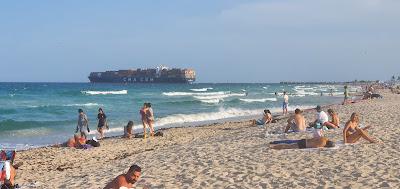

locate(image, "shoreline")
(10, 96), (347, 152)
(13, 90), (400, 188)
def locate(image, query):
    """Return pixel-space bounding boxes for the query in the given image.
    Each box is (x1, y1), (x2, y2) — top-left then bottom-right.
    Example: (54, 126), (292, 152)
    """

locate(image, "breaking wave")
(81, 90), (128, 95)
(190, 88), (213, 92)
(239, 98), (277, 103)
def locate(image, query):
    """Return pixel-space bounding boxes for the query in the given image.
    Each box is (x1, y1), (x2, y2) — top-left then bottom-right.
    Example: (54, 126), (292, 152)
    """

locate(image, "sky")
(1, 0), (399, 83)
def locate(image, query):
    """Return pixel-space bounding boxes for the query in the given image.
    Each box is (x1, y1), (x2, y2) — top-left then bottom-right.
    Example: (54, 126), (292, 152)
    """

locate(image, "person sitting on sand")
(327, 109), (340, 128)
(66, 133), (86, 148)
(104, 164), (141, 189)
(124, 121), (134, 139)
(269, 137), (335, 150)
(309, 105), (339, 129)
(253, 109), (273, 126)
(284, 108), (306, 133)
(343, 113), (377, 144)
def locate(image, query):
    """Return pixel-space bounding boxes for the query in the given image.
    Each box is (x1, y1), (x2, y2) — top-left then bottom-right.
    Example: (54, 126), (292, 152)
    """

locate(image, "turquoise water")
(0, 82), (352, 149)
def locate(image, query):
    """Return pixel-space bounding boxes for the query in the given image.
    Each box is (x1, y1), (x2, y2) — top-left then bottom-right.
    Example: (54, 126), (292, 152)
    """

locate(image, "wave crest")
(81, 90), (128, 95)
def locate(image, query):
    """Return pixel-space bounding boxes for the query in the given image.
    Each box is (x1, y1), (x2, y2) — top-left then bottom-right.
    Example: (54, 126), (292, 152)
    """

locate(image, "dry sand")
(14, 90), (400, 188)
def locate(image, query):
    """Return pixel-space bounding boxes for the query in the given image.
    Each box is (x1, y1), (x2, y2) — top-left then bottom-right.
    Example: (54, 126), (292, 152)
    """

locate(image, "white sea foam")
(193, 93), (246, 100)
(199, 99), (221, 104)
(81, 90), (128, 95)
(64, 103), (101, 107)
(239, 98), (277, 103)
(162, 91), (227, 96)
(190, 88), (213, 92)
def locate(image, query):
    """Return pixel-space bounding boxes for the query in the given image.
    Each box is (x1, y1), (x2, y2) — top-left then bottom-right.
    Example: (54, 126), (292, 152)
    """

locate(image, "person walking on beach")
(140, 103), (149, 139)
(104, 164), (142, 189)
(146, 103), (155, 137)
(282, 91), (289, 115)
(97, 108), (107, 139)
(343, 85), (349, 104)
(76, 109), (90, 139)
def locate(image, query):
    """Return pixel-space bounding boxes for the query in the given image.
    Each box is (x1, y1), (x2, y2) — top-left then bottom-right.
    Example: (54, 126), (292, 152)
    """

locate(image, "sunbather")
(269, 137), (335, 150)
(327, 109), (340, 128)
(253, 109), (272, 126)
(309, 105), (339, 129)
(284, 108), (306, 133)
(104, 164), (141, 189)
(343, 112), (377, 144)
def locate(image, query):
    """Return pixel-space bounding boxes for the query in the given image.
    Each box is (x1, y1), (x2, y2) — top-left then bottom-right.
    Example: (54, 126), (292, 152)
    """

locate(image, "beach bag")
(86, 140), (100, 147)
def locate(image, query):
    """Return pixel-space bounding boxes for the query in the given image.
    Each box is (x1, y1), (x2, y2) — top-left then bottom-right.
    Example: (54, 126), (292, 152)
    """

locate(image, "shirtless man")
(284, 108), (306, 133)
(104, 164), (141, 189)
(270, 137), (335, 150)
(343, 112), (377, 144)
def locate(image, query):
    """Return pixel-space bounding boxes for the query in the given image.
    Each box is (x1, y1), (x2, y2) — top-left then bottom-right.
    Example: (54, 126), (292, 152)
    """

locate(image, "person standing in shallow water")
(146, 103), (155, 137)
(97, 108), (107, 139)
(76, 109), (90, 139)
(282, 91), (289, 115)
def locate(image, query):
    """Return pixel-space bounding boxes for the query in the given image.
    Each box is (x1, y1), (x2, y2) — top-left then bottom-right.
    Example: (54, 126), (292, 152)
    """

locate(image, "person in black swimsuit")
(97, 108), (107, 139)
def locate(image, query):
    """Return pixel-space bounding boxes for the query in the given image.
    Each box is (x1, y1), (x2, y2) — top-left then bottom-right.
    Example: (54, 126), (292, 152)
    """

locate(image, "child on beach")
(343, 113), (378, 144)
(97, 108), (107, 139)
(76, 109), (90, 139)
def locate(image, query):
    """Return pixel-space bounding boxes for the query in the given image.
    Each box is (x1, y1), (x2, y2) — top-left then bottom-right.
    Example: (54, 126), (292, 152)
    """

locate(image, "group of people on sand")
(63, 102), (157, 149)
(253, 94), (379, 150)
(264, 104), (379, 150)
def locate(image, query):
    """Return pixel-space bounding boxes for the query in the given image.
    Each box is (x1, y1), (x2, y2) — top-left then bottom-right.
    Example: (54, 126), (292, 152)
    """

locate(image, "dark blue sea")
(0, 83), (356, 149)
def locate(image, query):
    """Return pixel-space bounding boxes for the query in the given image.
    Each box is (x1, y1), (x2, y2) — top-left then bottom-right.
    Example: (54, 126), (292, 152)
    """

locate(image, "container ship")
(88, 65), (195, 83)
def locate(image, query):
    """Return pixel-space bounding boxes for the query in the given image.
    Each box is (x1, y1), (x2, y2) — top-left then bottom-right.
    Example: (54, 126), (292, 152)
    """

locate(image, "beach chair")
(0, 149), (16, 165)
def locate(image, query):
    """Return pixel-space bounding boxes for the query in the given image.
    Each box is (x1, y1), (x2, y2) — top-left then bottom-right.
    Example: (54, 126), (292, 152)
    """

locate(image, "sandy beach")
(13, 90), (400, 188)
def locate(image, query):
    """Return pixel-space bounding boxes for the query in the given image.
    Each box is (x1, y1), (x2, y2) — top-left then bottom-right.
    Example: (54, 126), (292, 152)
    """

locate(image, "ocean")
(0, 82), (357, 150)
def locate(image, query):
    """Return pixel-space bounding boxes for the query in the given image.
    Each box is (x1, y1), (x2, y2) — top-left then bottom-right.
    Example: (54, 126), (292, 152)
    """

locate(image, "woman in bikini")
(327, 109), (340, 128)
(343, 112), (377, 144)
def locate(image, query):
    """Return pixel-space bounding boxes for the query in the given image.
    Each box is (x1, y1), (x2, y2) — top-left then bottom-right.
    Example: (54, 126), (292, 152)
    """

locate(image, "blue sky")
(1, 0), (399, 82)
